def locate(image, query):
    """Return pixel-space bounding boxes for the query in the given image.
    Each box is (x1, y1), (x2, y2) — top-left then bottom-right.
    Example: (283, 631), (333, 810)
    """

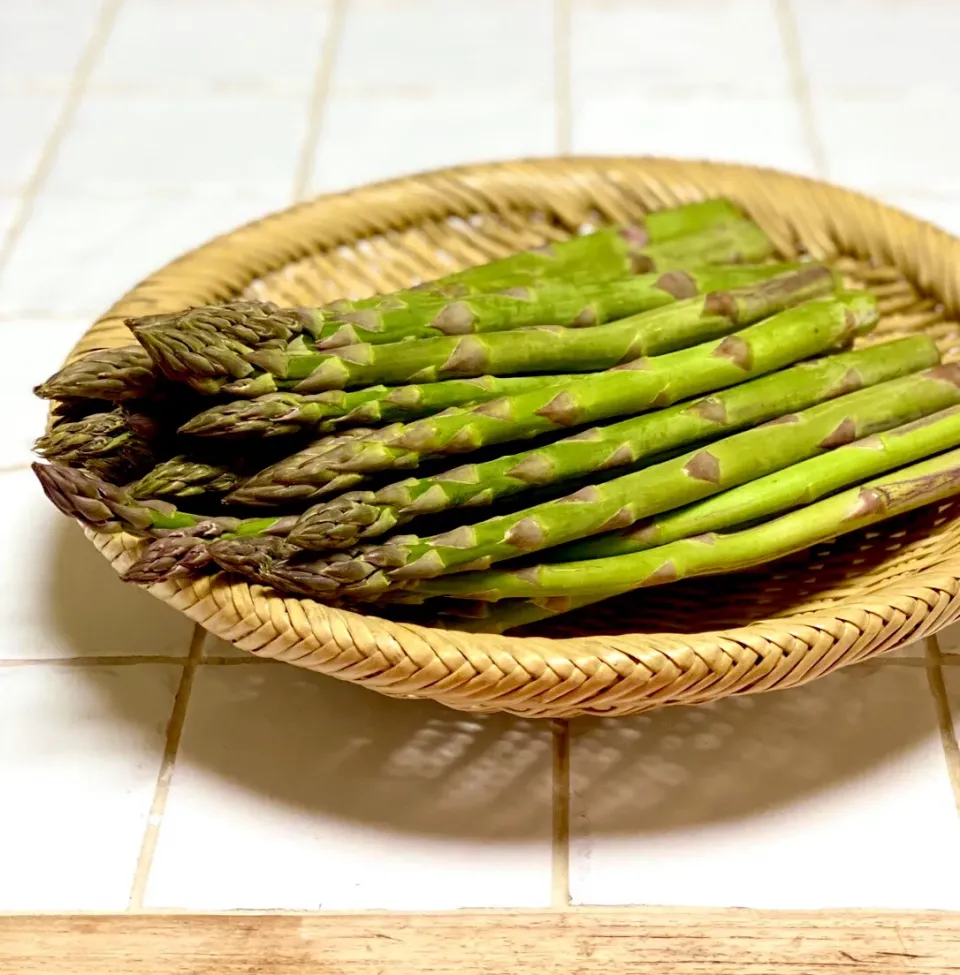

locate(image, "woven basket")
(68, 157), (960, 718)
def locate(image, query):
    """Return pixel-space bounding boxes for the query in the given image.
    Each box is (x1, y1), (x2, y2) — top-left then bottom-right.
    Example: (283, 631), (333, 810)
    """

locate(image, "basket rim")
(71, 155), (960, 710)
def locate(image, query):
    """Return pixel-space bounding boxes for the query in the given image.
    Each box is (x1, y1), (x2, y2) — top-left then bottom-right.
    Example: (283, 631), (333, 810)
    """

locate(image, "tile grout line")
(550, 719), (571, 908)
(774, 0), (828, 178)
(0, 0), (124, 278)
(554, 0), (572, 155)
(126, 625), (206, 910)
(291, 0), (349, 202)
(0, 655), (188, 668)
(925, 634), (960, 820)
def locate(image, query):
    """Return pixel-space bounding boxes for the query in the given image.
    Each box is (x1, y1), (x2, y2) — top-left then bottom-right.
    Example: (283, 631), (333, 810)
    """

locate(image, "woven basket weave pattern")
(71, 158), (960, 718)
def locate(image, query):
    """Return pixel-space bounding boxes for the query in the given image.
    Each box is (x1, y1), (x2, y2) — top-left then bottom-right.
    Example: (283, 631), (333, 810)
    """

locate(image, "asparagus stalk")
(250, 363), (958, 599)
(145, 264), (829, 397)
(35, 461), (224, 534)
(129, 455), (243, 500)
(179, 374), (573, 439)
(120, 528), (296, 584)
(296, 266), (834, 393)
(132, 220), (770, 395)
(33, 409), (156, 482)
(410, 447), (960, 603)
(411, 200), (757, 296)
(555, 396), (960, 561)
(318, 262), (798, 348)
(34, 346), (161, 401)
(32, 460), (296, 540)
(227, 287), (876, 508)
(32, 459), (301, 584)
(456, 401), (960, 631)
(133, 264), (798, 372)
(288, 337), (939, 551)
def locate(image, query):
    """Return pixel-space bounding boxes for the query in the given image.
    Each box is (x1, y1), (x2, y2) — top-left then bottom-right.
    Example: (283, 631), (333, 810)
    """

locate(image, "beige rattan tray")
(67, 157), (960, 718)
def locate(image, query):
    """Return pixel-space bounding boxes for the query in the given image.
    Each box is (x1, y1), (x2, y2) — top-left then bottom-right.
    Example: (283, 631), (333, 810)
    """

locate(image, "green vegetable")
(227, 285), (874, 508)
(180, 374), (572, 439)
(33, 409), (156, 482)
(131, 225), (784, 397)
(251, 361), (955, 599)
(34, 346), (161, 402)
(288, 336), (939, 551)
(411, 446), (960, 605)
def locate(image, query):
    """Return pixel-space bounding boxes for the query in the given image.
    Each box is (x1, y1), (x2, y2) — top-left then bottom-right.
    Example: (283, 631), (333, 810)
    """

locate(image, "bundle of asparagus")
(32, 198), (960, 635)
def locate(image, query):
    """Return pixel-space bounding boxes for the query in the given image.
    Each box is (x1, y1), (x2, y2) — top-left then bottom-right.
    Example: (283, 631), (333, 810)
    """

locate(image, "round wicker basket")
(68, 157), (960, 718)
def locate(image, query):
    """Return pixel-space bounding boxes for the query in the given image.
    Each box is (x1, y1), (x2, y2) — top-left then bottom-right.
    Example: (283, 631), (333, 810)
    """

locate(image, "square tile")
(571, 0), (789, 96)
(335, 0), (553, 98)
(201, 632), (260, 660)
(91, 0), (332, 93)
(0, 469), (193, 658)
(0, 318), (90, 469)
(944, 666), (960, 718)
(570, 663), (960, 909)
(310, 96), (556, 193)
(794, 0), (960, 96)
(882, 638), (929, 661)
(0, 664), (178, 910)
(0, 196), (279, 317)
(572, 95), (815, 175)
(815, 92), (960, 197)
(44, 91), (309, 198)
(0, 0), (101, 89)
(0, 94), (64, 195)
(937, 622), (960, 657)
(145, 665), (554, 909)
(0, 197), (18, 243)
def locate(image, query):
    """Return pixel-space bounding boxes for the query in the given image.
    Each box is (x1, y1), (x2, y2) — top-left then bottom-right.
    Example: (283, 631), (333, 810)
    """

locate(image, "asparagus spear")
(34, 346), (161, 401)
(34, 461), (226, 534)
(132, 264), (798, 371)
(121, 529), (295, 583)
(227, 287), (876, 507)
(129, 455), (243, 500)
(410, 200), (756, 296)
(297, 266), (835, 393)
(288, 337), (939, 551)
(554, 396), (960, 560)
(457, 401), (960, 631)
(33, 409), (156, 482)
(142, 264), (829, 397)
(319, 262), (799, 348)
(33, 460), (294, 538)
(32, 462), (297, 581)
(180, 374), (573, 439)
(250, 364), (957, 599)
(131, 424), (378, 503)
(410, 447), (960, 604)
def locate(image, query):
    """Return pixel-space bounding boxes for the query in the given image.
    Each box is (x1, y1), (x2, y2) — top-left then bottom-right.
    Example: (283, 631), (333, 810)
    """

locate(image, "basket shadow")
(45, 521), (941, 842)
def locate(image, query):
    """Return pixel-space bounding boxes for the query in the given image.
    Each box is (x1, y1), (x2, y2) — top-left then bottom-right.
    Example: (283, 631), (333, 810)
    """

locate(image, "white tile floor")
(569, 662), (960, 910)
(3, 0), (960, 913)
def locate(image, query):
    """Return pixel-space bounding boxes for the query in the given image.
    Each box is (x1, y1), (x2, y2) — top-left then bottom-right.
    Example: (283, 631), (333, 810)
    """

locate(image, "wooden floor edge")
(3, 908), (960, 974)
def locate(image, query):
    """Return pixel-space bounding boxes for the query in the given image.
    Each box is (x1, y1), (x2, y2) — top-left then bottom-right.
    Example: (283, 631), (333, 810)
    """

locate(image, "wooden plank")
(2, 908), (960, 975)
